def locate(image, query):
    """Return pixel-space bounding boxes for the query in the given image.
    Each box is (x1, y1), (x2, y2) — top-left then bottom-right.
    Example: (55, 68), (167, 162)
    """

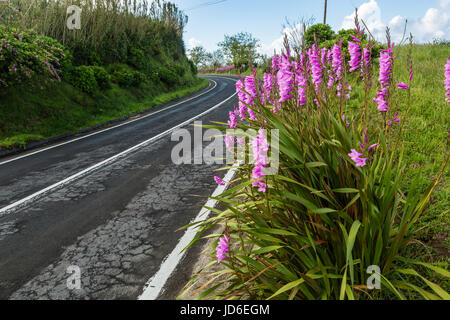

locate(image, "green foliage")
(128, 47), (145, 69)
(0, 133), (44, 150)
(218, 32), (260, 66)
(171, 64), (185, 77)
(304, 23), (335, 47)
(323, 29), (384, 61)
(112, 68), (147, 88)
(91, 66), (111, 90)
(0, 25), (65, 89)
(0, 77), (209, 150)
(157, 66), (178, 86)
(188, 46), (209, 68)
(69, 66), (98, 94)
(181, 44), (449, 300)
(188, 60), (197, 75)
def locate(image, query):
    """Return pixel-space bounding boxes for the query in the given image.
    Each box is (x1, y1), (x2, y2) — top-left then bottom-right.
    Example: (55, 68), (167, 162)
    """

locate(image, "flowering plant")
(181, 19), (449, 300)
(0, 24), (66, 90)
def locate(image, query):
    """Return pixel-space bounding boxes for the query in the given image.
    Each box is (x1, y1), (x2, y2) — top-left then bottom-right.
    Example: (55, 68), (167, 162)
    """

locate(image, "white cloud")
(439, 0), (450, 10)
(341, 0), (449, 43)
(341, 0), (386, 40)
(259, 23), (305, 56)
(186, 37), (202, 49)
(415, 7), (449, 41)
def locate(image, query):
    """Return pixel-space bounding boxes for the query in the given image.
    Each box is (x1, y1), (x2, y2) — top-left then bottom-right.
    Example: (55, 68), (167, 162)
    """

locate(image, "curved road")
(0, 75), (238, 299)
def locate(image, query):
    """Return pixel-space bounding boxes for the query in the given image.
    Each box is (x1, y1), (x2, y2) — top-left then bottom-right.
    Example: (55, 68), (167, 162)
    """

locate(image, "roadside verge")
(0, 79), (211, 160)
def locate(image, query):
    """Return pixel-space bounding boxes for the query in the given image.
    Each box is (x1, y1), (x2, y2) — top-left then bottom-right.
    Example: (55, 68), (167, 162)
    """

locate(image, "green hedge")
(0, 25), (66, 89)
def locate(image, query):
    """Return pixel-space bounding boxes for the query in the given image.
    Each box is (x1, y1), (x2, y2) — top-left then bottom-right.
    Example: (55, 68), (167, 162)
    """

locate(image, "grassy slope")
(0, 77), (209, 149)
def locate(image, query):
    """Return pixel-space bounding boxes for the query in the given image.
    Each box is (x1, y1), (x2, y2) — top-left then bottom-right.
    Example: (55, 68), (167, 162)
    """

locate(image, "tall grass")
(8, 0), (187, 64)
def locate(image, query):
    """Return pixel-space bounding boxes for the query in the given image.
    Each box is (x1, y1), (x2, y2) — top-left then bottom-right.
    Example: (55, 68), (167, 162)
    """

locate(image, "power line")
(185, 0), (228, 11)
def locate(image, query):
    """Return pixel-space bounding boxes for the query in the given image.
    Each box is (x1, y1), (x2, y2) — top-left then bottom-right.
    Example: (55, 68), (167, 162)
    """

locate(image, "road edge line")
(138, 163), (240, 300)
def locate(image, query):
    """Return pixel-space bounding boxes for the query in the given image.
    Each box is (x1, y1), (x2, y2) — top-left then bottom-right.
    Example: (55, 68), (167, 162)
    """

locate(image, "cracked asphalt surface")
(0, 75), (238, 299)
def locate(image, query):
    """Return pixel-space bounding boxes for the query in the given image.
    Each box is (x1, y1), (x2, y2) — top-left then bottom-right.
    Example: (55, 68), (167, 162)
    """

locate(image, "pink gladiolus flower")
(244, 75), (257, 107)
(227, 110), (237, 129)
(272, 54), (280, 73)
(277, 54), (295, 102)
(235, 80), (247, 120)
(309, 44), (323, 87)
(263, 73), (273, 105)
(216, 235), (229, 263)
(348, 41), (362, 73)
(445, 57), (450, 103)
(224, 135), (235, 150)
(251, 129), (269, 193)
(363, 47), (371, 69)
(379, 50), (393, 86)
(295, 62), (307, 107)
(341, 115), (350, 127)
(321, 47), (328, 66)
(368, 143), (379, 151)
(252, 129), (269, 165)
(375, 48), (394, 113)
(397, 82), (409, 90)
(214, 176), (226, 186)
(348, 149), (368, 167)
(332, 44), (344, 81)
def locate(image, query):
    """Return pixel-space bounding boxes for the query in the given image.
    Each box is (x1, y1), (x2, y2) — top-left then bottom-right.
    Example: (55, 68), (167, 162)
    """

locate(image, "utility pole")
(323, 0), (328, 25)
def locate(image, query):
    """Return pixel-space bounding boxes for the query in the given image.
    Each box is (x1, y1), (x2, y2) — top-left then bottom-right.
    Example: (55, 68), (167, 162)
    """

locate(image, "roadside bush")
(171, 64), (185, 77)
(112, 69), (146, 87)
(157, 66), (178, 86)
(304, 23), (335, 47)
(188, 60), (197, 75)
(324, 29), (384, 61)
(0, 25), (65, 89)
(69, 66), (98, 94)
(91, 66), (111, 89)
(128, 47), (145, 69)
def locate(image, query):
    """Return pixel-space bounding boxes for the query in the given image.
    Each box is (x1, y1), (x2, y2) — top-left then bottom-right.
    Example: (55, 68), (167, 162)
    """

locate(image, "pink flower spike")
(216, 235), (230, 263)
(393, 112), (400, 122)
(368, 143), (379, 151)
(445, 57), (450, 103)
(214, 176), (226, 186)
(397, 82), (409, 90)
(359, 142), (365, 150)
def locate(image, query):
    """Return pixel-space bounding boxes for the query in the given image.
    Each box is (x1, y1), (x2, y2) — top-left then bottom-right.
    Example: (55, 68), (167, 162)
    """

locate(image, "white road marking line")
(0, 79), (221, 166)
(0, 90), (237, 217)
(138, 163), (240, 300)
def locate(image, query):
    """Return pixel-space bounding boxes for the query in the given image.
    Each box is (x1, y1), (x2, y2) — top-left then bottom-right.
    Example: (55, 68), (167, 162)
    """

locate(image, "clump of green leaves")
(181, 30), (449, 301)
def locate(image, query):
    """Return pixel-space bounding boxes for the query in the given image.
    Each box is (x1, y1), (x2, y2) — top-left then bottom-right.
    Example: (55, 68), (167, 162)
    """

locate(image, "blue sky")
(170, 0), (450, 54)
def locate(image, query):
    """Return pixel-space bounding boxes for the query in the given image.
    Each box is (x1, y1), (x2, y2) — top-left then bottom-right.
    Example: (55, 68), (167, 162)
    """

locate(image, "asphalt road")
(0, 75), (238, 299)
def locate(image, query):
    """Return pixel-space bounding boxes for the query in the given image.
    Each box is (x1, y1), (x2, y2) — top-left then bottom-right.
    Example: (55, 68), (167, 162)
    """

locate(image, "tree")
(188, 46), (208, 68)
(207, 49), (225, 69)
(218, 32), (260, 67)
(304, 24), (335, 47)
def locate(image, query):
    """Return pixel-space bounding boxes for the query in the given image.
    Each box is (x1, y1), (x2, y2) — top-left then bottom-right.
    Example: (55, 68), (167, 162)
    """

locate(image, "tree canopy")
(218, 32), (260, 66)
